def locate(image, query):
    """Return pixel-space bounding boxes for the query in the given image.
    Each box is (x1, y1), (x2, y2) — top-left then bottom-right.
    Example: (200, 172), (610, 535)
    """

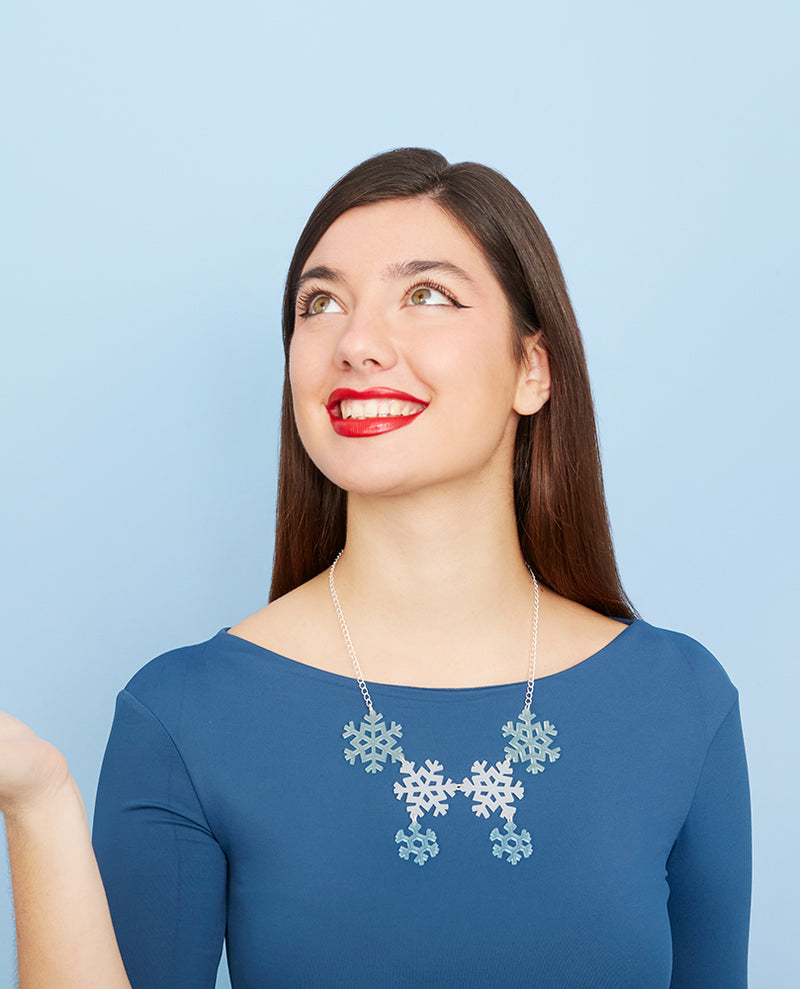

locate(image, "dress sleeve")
(667, 697), (751, 988)
(92, 689), (228, 989)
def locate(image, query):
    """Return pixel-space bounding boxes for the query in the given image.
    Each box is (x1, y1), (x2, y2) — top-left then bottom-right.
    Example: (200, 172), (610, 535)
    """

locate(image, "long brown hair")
(270, 148), (635, 619)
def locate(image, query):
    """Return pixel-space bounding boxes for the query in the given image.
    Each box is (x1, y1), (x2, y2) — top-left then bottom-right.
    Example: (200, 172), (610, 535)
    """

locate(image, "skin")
(289, 197), (542, 500)
(0, 712), (131, 988)
(233, 198), (625, 688)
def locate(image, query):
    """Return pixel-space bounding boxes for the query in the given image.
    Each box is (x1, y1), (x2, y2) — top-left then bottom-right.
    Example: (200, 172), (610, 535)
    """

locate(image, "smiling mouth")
(326, 389), (428, 437)
(336, 398), (427, 420)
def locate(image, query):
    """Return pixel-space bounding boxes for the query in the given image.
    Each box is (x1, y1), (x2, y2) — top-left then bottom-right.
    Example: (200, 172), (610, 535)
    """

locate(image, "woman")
(1, 148), (751, 987)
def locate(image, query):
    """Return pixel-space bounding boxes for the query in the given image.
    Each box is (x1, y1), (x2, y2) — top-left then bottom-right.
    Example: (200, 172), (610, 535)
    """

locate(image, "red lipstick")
(326, 388), (428, 438)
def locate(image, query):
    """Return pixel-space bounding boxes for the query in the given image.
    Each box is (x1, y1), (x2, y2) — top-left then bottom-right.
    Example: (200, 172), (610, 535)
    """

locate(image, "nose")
(333, 307), (398, 372)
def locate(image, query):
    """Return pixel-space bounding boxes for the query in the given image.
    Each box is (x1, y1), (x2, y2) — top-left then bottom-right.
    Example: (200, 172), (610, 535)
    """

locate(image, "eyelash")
(295, 280), (465, 317)
(295, 284), (331, 317)
(407, 280), (465, 309)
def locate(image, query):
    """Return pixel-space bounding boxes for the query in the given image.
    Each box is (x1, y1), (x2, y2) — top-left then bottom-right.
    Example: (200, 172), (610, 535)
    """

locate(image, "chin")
(325, 469), (425, 500)
(305, 433), (512, 501)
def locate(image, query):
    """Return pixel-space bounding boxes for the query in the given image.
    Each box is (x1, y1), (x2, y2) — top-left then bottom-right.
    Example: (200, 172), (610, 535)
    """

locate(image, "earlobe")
(513, 339), (551, 415)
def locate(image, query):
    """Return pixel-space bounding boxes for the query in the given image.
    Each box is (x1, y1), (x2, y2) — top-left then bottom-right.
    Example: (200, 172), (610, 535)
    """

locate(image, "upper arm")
(667, 699), (751, 988)
(92, 690), (228, 989)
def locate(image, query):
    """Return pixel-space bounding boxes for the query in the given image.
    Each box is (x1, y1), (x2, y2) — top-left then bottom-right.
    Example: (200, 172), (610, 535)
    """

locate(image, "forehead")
(303, 198), (495, 280)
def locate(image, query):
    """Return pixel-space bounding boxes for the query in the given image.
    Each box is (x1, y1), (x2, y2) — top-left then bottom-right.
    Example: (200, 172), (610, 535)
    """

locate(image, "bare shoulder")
(228, 572), (348, 675)
(536, 587), (630, 678)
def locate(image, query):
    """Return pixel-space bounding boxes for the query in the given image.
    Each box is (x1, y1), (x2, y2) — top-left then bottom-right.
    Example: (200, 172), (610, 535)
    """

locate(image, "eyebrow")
(296, 265), (345, 289)
(384, 259), (476, 285)
(295, 258), (476, 291)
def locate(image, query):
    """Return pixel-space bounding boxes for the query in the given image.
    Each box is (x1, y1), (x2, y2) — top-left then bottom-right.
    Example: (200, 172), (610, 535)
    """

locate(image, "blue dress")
(92, 619), (751, 987)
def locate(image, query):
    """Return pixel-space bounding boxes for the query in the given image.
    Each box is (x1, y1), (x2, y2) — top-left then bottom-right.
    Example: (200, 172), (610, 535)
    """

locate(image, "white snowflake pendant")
(393, 759), (458, 822)
(461, 759), (524, 822)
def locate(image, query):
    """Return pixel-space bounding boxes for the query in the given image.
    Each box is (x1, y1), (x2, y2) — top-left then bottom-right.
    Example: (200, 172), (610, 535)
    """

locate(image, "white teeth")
(339, 399), (425, 420)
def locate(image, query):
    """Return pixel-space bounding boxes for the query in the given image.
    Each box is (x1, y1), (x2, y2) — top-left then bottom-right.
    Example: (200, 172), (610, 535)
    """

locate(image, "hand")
(1, 715), (132, 988)
(0, 712), (71, 818)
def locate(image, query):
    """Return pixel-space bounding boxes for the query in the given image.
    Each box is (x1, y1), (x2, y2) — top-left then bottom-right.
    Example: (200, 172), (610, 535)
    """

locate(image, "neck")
(328, 482), (536, 686)
(344, 484), (527, 604)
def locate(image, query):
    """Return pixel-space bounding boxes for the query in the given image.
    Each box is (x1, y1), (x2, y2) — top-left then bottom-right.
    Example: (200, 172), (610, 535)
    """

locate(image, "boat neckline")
(217, 617), (642, 695)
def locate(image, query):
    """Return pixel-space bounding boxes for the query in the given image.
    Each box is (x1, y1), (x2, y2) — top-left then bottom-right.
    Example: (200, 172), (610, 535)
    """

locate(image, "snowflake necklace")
(331, 552), (561, 866)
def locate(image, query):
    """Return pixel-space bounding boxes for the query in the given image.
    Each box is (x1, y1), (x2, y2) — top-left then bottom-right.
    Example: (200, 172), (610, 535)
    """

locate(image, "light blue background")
(2, 1), (797, 985)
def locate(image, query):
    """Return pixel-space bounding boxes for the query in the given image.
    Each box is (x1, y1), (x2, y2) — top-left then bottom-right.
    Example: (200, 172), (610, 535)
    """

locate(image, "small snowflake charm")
(460, 759), (524, 822)
(502, 710), (561, 775)
(395, 821), (439, 865)
(393, 759), (458, 822)
(490, 820), (533, 864)
(343, 710), (404, 773)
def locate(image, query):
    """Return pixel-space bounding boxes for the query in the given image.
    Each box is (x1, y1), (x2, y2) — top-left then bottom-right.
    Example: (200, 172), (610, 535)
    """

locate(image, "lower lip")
(329, 410), (424, 437)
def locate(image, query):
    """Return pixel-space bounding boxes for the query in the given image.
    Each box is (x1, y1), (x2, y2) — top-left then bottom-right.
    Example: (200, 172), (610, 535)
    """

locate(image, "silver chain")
(523, 564), (540, 712)
(329, 551), (375, 712)
(328, 551), (540, 714)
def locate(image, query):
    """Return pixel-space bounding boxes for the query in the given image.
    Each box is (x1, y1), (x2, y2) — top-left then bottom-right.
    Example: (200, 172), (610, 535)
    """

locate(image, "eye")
(298, 291), (345, 317)
(310, 295), (339, 315)
(408, 285), (454, 307)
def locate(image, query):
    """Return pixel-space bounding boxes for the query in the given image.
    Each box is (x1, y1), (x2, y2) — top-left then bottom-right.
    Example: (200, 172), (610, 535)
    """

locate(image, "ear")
(513, 336), (551, 415)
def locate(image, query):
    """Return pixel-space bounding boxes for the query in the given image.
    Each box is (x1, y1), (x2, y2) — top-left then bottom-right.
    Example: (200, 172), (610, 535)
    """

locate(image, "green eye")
(409, 285), (453, 307)
(301, 293), (344, 316)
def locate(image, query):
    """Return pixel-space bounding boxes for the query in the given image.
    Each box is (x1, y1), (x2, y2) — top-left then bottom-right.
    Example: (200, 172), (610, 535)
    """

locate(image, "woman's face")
(289, 197), (549, 499)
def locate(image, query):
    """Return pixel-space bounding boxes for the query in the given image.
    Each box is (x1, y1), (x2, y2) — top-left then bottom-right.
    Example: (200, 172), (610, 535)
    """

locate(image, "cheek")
(287, 338), (321, 445)
(288, 335), (324, 403)
(433, 330), (520, 407)
(287, 343), (301, 401)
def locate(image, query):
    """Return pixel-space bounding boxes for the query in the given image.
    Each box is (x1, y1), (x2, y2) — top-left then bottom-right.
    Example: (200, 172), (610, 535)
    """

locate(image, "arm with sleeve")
(667, 698), (751, 988)
(92, 689), (227, 989)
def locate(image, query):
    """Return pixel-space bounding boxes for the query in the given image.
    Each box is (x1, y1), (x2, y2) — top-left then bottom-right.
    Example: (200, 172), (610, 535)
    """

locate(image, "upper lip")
(325, 387), (429, 411)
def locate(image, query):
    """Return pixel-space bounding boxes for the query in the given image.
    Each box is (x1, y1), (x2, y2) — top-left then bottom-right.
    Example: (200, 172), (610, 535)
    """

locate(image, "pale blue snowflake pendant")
(396, 821), (439, 865)
(490, 820), (533, 864)
(342, 708), (560, 864)
(343, 710), (404, 773)
(502, 710), (561, 774)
